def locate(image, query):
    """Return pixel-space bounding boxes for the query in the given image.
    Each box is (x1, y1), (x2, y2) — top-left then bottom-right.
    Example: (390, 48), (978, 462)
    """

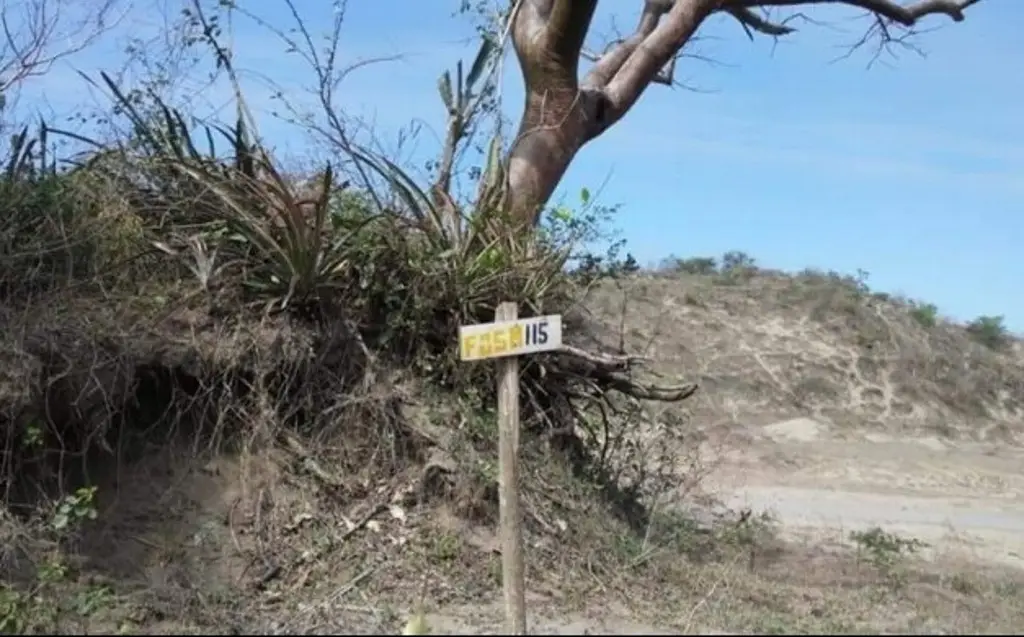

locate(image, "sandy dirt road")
(420, 418), (1024, 634)
(712, 417), (1024, 569)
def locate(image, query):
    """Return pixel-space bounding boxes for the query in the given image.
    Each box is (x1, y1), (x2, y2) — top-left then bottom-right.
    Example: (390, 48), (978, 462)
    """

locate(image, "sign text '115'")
(458, 315), (563, 361)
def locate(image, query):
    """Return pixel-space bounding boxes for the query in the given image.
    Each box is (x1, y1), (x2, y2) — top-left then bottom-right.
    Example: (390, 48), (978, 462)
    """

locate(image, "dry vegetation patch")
(3, 167), (1023, 632)
(0, 77), (703, 633)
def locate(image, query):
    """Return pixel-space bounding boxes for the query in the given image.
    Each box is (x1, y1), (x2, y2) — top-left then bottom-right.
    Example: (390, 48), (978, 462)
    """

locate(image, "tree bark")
(505, 0), (596, 230)
(505, 87), (605, 231)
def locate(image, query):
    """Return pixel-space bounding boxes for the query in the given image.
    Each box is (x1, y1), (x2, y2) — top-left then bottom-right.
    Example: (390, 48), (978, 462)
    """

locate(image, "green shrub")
(0, 125), (116, 300)
(908, 302), (939, 328)
(673, 256), (718, 275)
(966, 315), (1009, 350)
(721, 250), (756, 273)
(716, 250), (757, 284)
(850, 526), (928, 591)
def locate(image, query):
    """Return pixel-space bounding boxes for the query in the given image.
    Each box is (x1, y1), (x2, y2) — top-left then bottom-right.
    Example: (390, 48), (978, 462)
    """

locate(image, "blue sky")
(10, 0), (1023, 331)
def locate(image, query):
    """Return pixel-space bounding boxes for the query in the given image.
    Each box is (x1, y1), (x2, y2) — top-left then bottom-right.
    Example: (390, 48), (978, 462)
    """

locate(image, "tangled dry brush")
(0, 76), (701, 601)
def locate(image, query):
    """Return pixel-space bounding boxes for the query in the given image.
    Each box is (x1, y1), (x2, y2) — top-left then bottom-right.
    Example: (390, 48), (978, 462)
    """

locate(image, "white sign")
(458, 315), (562, 361)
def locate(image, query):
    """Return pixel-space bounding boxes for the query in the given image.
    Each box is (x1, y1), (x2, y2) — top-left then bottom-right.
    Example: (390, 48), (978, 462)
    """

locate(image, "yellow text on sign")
(458, 315), (563, 361)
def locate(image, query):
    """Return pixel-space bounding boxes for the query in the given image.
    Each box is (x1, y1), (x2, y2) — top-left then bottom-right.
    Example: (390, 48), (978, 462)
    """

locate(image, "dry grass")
(333, 508), (1024, 635)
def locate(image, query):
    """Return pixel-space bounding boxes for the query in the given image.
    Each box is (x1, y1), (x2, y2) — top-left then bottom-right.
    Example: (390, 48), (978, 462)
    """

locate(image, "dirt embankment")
(4, 269), (1023, 635)
(587, 271), (1024, 571)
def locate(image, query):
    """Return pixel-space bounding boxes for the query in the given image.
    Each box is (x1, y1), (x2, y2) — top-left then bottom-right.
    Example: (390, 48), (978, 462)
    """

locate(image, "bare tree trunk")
(503, 0), (707, 228)
(505, 88), (591, 230)
(504, 0), (596, 230)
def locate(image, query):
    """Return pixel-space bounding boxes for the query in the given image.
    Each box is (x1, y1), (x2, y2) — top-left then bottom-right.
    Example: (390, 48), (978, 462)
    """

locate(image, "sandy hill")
(583, 264), (1023, 442)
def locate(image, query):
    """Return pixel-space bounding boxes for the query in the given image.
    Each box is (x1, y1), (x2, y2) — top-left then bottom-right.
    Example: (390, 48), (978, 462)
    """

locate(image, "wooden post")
(458, 307), (561, 634)
(495, 301), (527, 634)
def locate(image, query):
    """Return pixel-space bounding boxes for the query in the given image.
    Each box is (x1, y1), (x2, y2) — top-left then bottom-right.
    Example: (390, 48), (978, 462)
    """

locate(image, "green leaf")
(96, 71), (161, 152)
(455, 60), (464, 111)
(552, 207), (573, 224)
(466, 36), (495, 93)
(580, 187), (590, 204)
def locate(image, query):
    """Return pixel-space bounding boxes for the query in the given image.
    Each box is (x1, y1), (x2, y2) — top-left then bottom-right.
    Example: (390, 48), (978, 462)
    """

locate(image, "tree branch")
(513, 0), (598, 88)
(502, 0), (983, 228)
(601, 0), (717, 126)
(583, 0), (668, 88)
(725, 7), (796, 37)
(725, 0), (980, 26)
(1, 0), (123, 95)
(554, 345), (699, 403)
(546, 0), (599, 67)
(588, 0), (980, 129)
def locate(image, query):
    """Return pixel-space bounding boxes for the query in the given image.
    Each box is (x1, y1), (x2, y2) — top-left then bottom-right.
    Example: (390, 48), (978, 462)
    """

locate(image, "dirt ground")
(409, 269), (1024, 634)
(39, 403), (1020, 635)
(412, 415), (1024, 634)
(718, 416), (1024, 569)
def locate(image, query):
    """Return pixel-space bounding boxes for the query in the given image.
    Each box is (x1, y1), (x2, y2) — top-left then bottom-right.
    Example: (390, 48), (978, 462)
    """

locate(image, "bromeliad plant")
(178, 156), (379, 311)
(349, 136), (574, 330)
(325, 32), (611, 377)
(89, 70), (379, 312)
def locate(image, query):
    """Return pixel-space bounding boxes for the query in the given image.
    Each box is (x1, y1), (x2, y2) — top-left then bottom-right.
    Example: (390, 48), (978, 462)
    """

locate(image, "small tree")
(908, 302), (939, 328)
(721, 250), (756, 274)
(673, 256), (717, 275)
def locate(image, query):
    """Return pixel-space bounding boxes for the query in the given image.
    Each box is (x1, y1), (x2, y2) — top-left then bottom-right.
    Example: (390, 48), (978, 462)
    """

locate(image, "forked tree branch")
(598, 0), (714, 123)
(583, 1), (669, 88)
(504, 0), (983, 226)
(513, 0), (599, 87)
(590, 0), (980, 125)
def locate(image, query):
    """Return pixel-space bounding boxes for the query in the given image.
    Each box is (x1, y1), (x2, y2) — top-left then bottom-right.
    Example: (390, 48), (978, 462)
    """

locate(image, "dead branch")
(224, 0), (395, 211)
(555, 345), (698, 403)
(725, 0), (979, 26)
(559, 344), (648, 371)
(0, 0), (124, 95)
(726, 7), (797, 37)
